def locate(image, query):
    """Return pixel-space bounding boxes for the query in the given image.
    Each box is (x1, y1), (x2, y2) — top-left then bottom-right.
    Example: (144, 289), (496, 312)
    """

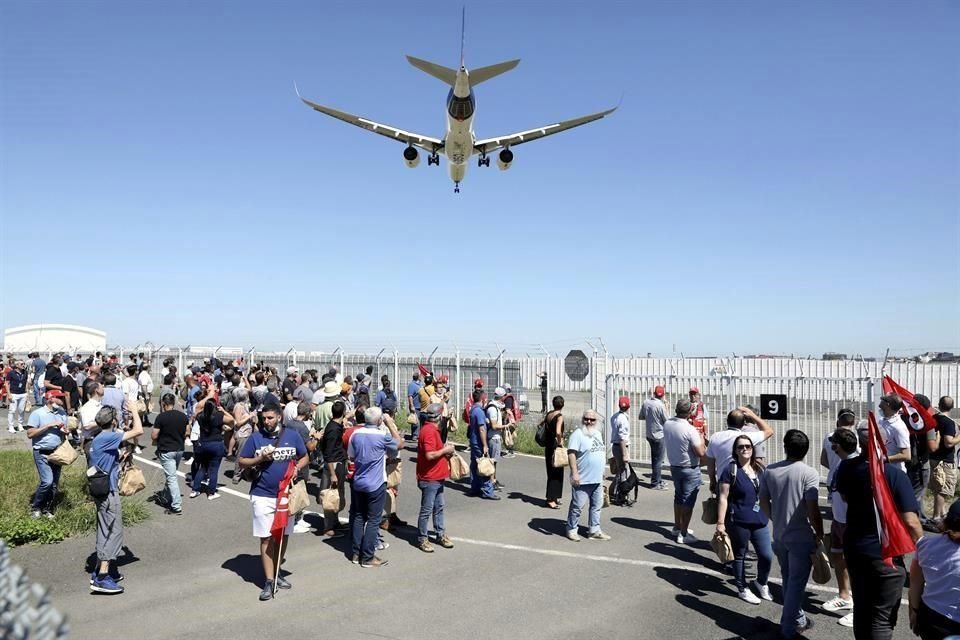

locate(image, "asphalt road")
(3, 412), (916, 640)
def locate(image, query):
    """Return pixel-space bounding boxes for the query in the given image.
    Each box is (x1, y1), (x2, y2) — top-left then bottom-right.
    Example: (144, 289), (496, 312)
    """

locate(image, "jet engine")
(497, 148), (513, 171)
(403, 146), (420, 168)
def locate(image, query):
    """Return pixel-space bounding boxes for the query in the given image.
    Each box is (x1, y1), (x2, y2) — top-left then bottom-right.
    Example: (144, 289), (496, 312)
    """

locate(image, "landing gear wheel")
(478, 155), (490, 167)
(428, 153), (440, 166)
(454, 183), (460, 194)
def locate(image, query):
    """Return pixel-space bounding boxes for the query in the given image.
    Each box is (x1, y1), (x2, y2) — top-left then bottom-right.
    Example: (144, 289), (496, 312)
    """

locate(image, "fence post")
(394, 350), (399, 397)
(497, 349), (505, 388)
(455, 349), (461, 423)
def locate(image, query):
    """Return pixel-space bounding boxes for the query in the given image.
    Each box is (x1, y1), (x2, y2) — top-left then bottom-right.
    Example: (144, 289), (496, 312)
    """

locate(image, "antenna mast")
(460, 6), (466, 68)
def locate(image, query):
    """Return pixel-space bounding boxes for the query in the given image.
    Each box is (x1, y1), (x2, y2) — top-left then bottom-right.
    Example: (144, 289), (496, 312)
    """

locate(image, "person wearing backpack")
(376, 380), (399, 415)
(89, 400), (143, 594)
(905, 394), (938, 525)
(543, 396), (566, 509)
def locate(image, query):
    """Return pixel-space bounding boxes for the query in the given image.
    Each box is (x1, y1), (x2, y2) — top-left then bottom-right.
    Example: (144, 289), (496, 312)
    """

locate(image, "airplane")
(295, 13), (616, 193)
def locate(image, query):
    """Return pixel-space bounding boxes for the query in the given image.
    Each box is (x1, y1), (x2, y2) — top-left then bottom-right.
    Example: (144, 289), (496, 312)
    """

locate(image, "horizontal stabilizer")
(406, 55), (458, 85)
(469, 59), (520, 86)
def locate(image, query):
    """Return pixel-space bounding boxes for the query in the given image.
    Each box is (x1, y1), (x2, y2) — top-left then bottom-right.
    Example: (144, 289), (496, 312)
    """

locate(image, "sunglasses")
(583, 418), (597, 424)
(736, 444), (753, 450)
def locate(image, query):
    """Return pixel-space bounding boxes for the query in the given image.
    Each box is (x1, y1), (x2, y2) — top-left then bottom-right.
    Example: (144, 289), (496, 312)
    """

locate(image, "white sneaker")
(683, 532), (697, 544)
(207, 493), (221, 501)
(7, 428), (14, 434)
(822, 596), (853, 612)
(738, 588), (761, 605)
(292, 520), (312, 534)
(837, 613), (854, 627)
(566, 529), (581, 542)
(676, 532), (684, 544)
(376, 541), (390, 551)
(754, 582), (773, 601)
(587, 530), (611, 541)
(134, 446), (143, 454)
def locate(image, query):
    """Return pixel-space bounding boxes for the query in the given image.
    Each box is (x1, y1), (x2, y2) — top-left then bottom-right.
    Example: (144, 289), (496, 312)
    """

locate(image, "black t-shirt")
(321, 419), (346, 463)
(930, 414), (957, 462)
(282, 377), (298, 400)
(60, 375), (79, 409)
(45, 365), (63, 388)
(154, 409), (189, 453)
(836, 457), (918, 558)
(197, 411), (225, 441)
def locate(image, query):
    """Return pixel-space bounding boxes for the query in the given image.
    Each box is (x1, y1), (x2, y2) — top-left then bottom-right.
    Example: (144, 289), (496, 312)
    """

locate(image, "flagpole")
(272, 533), (284, 597)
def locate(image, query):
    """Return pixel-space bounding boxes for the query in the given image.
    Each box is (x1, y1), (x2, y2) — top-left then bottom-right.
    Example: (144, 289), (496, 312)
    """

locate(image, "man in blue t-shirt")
(466, 390), (496, 500)
(566, 410), (610, 541)
(406, 373), (422, 439)
(89, 400), (143, 595)
(25, 390), (69, 517)
(238, 403), (308, 601)
(346, 406), (402, 568)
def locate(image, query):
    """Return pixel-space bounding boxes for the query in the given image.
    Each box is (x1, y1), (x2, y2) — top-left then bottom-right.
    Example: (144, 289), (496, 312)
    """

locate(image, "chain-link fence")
(0, 541), (69, 639)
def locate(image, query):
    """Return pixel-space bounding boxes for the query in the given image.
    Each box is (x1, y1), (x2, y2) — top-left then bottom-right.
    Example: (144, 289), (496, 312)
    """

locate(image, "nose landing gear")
(454, 182), (460, 194)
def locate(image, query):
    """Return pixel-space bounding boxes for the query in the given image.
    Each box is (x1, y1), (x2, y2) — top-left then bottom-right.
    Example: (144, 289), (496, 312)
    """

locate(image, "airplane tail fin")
(406, 55), (458, 85)
(468, 59), (520, 86)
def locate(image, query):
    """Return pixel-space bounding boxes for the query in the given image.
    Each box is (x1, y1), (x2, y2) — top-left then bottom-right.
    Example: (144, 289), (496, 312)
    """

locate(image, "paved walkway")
(2, 412), (913, 640)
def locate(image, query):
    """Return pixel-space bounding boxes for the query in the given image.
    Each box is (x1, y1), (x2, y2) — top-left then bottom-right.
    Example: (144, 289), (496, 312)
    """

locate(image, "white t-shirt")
(879, 413), (910, 472)
(705, 429), (767, 475)
(122, 376), (140, 401)
(79, 399), (103, 439)
(138, 371), (154, 393)
(610, 411), (630, 445)
(486, 403), (503, 437)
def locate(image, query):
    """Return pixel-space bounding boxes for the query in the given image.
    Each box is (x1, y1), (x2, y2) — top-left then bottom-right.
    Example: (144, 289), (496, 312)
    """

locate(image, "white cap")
(504, 383), (512, 391)
(494, 386), (506, 398)
(287, 366), (298, 375)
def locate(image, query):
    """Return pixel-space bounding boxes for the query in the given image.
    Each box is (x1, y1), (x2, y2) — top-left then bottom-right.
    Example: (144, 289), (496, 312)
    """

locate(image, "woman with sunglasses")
(716, 434), (773, 605)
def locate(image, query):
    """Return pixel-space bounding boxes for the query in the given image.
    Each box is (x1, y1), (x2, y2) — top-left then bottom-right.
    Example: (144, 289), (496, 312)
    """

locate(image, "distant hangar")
(3, 324), (107, 354)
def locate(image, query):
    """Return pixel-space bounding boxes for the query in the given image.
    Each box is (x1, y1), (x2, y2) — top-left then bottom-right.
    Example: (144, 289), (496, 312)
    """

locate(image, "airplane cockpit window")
(447, 90), (475, 120)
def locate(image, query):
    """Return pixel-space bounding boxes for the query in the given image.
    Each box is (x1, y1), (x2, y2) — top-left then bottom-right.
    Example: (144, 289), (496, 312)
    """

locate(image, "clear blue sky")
(1, 1), (957, 357)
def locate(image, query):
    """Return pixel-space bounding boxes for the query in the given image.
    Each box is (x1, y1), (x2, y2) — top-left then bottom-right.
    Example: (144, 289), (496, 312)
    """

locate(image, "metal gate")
(605, 374), (876, 477)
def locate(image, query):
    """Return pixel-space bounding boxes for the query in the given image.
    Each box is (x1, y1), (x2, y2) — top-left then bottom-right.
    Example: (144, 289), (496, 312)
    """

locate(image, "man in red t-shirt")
(416, 403), (456, 553)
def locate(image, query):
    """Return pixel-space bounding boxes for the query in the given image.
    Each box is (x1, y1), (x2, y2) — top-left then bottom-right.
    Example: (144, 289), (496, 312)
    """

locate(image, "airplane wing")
(296, 86), (443, 153)
(473, 106), (616, 156)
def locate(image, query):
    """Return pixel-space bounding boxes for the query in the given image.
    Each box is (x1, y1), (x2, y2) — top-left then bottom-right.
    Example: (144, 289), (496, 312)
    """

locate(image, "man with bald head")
(705, 406), (774, 494)
(663, 398), (706, 544)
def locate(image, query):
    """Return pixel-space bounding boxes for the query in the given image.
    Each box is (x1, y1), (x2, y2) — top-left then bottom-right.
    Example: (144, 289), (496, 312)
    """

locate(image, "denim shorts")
(671, 466), (702, 507)
(488, 435), (502, 461)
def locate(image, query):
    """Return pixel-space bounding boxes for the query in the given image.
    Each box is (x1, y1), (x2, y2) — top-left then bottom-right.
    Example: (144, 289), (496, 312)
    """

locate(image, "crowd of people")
(4, 353), (959, 638)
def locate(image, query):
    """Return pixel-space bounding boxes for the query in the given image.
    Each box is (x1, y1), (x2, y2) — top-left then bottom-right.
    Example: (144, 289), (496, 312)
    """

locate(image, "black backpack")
(611, 464), (640, 506)
(381, 389), (398, 413)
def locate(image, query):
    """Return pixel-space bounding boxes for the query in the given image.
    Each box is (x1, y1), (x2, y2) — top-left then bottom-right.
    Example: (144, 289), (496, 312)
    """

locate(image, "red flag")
(416, 362), (432, 379)
(867, 411), (916, 564)
(882, 376), (936, 432)
(270, 460), (297, 545)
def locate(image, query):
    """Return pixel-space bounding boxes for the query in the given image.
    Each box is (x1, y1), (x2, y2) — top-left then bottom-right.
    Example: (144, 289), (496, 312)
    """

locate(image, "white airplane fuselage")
(444, 68), (476, 187)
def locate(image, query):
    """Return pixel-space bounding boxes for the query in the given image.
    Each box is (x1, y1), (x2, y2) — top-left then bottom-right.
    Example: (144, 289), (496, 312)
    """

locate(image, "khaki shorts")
(830, 521), (847, 554)
(929, 460), (957, 498)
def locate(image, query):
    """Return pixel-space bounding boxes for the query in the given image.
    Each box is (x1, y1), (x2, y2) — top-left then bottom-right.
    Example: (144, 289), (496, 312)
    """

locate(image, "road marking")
(134, 453), (899, 605)
(449, 536), (908, 605)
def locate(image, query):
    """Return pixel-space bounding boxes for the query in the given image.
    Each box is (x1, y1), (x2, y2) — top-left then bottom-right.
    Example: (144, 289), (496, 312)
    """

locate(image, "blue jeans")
(350, 482), (387, 561)
(773, 539), (816, 637)
(417, 480), (445, 542)
(191, 440), (224, 494)
(31, 449), (62, 511)
(158, 450), (184, 510)
(567, 482), (603, 534)
(728, 522), (773, 589)
(671, 466), (701, 507)
(468, 444), (495, 498)
(33, 384), (44, 407)
(647, 437), (664, 485)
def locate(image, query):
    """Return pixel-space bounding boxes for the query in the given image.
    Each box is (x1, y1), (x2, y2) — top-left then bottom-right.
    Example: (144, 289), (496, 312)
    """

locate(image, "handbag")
(504, 426), (515, 448)
(288, 478), (309, 516)
(711, 531), (735, 564)
(47, 439), (78, 466)
(602, 482), (611, 508)
(135, 399), (147, 414)
(386, 459), (402, 488)
(449, 453), (468, 481)
(810, 540), (832, 584)
(118, 465), (146, 496)
(87, 466), (111, 499)
(406, 413), (419, 426)
(701, 496), (719, 525)
(477, 456), (496, 477)
(552, 446), (569, 468)
(320, 488), (341, 512)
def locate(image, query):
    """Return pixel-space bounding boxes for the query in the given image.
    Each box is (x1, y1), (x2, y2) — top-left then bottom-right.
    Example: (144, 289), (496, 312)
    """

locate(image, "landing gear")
(454, 182), (460, 194)
(478, 155), (490, 168)
(427, 152), (440, 166)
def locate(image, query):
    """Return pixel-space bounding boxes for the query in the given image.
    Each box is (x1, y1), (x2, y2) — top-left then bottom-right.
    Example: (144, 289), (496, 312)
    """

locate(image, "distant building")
(823, 352), (848, 361)
(3, 324), (107, 354)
